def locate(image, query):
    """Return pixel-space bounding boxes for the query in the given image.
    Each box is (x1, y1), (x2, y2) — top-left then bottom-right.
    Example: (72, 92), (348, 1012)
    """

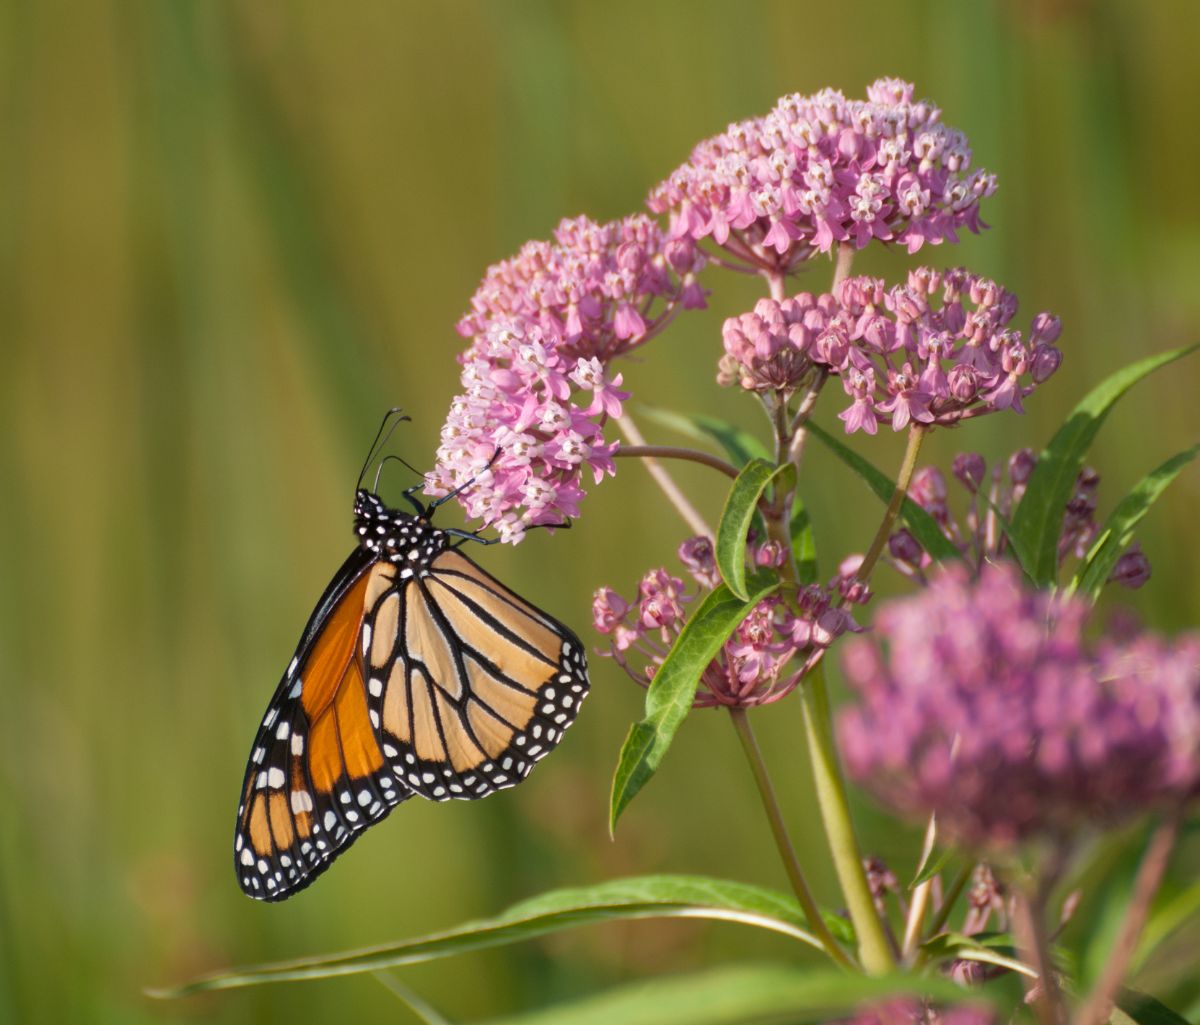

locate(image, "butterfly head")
(353, 489), (448, 567)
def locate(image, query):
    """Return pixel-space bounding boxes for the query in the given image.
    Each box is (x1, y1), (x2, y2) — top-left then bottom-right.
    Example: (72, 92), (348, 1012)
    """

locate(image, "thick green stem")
(799, 663), (896, 973)
(728, 708), (856, 969)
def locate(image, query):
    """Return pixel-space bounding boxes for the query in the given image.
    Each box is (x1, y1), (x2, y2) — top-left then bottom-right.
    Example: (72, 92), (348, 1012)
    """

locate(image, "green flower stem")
(924, 860), (973, 940)
(857, 424), (928, 582)
(798, 662), (895, 974)
(728, 707), (856, 970)
(613, 444), (740, 481)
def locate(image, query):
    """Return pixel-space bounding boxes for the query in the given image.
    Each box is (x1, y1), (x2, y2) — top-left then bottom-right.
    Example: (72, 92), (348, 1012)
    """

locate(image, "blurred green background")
(2, 1), (1198, 1022)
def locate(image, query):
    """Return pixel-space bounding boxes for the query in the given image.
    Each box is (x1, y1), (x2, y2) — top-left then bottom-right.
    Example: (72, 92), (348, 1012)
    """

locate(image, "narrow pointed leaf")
(1072, 444), (1199, 600)
(919, 933), (1034, 978)
(716, 459), (794, 600)
(806, 422), (961, 563)
(791, 497), (819, 585)
(909, 848), (954, 890)
(637, 407), (772, 468)
(1009, 344), (1198, 586)
(149, 876), (819, 998)
(609, 577), (779, 832)
(1113, 989), (1193, 1025)
(479, 964), (975, 1025)
(1132, 876), (1200, 972)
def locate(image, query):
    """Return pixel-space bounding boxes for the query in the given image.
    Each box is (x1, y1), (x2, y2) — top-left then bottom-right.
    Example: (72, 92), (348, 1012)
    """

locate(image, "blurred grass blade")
(149, 876), (820, 998)
(1009, 344), (1198, 586)
(478, 964), (975, 1025)
(1131, 877), (1200, 973)
(637, 407), (772, 468)
(806, 422), (961, 563)
(1072, 443), (1199, 600)
(791, 497), (819, 584)
(1113, 989), (1193, 1025)
(609, 577), (779, 832)
(716, 459), (793, 600)
(374, 973), (456, 1025)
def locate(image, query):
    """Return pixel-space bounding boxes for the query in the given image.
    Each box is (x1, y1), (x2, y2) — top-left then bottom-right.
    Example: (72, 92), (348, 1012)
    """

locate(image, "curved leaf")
(1072, 443), (1199, 600)
(716, 459), (794, 600)
(806, 422), (961, 563)
(919, 932), (1034, 978)
(1009, 344), (1198, 586)
(791, 497), (819, 585)
(1114, 989), (1193, 1025)
(479, 964), (976, 1025)
(148, 876), (819, 998)
(610, 577), (779, 831)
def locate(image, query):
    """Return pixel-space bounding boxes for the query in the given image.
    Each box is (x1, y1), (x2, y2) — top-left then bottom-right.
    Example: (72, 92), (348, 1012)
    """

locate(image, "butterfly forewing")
(362, 549), (589, 802)
(234, 551), (413, 901)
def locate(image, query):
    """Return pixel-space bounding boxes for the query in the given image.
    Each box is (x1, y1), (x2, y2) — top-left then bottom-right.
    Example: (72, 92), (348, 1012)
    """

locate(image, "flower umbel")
(649, 78), (997, 275)
(838, 563), (1200, 849)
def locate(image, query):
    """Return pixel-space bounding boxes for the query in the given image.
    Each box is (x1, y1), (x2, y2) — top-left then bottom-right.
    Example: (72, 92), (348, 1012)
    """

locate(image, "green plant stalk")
(925, 860), (973, 940)
(728, 708), (856, 969)
(798, 662), (895, 974)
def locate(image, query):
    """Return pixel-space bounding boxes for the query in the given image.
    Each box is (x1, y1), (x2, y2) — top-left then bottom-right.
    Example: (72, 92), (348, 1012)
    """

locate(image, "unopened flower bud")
(947, 363), (979, 402)
(888, 528), (924, 567)
(1110, 547), (1152, 589)
(1031, 344), (1062, 383)
(1030, 311), (1062, 345)
(1008, 448), (1037, 486)
(952, 452), (987, 492)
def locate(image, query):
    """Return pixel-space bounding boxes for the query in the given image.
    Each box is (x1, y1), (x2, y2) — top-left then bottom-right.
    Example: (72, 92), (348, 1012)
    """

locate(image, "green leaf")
(791, 496), (819, 585)
(918, 933), (1034, 978)
(806, 422), (961, 564)
(637, 407), (772, 468)
(1072, 444), (1199, 600)
(610, 577), (779, 832)
(716, 459), (794, 600)
(1113, 989), (1193, 1025)
(374, 974), (456, 1025)
(148, 876), (820, 998)
(1132, 876), (1200, 972)
(909, 848), (954, 890)
(1009, 344), (1198, 587)
(478, 964), (975, 1025)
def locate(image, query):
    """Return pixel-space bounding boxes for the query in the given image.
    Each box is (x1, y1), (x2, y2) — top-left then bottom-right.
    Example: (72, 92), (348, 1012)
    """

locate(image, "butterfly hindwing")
(234, 550), (413, 901)
(362, 549), (590, 802)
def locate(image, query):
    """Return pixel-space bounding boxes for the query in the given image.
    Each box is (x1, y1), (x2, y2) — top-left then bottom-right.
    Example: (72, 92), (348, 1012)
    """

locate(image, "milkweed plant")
(163, 79), (1200, 1025)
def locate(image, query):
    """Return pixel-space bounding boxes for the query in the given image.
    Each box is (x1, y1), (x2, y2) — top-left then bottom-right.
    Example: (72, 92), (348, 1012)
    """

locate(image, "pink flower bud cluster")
(719, 268), (1063, 432)
(593, 536), (862, 708)
(838, 563), (1200, 849)
(648, 78), (997, 273)
(428, 215), (707, 542)
(456, 214), (706, 360)
(834, 998), (993, 1025)
(888, 452), (1149, 588)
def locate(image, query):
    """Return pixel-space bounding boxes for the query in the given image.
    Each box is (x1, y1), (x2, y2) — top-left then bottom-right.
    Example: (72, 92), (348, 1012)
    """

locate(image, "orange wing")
(361, 549), (590, 802)
(234, 551), (411, 901)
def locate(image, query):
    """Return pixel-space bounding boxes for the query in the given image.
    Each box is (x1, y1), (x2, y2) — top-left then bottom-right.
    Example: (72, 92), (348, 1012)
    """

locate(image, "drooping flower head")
(838, 563), (1200, 849)
(594, 536), (865, 708)
(428, 215), (705, 541)
(649, 79), (997, 274)
(718, 268), (1062, 430)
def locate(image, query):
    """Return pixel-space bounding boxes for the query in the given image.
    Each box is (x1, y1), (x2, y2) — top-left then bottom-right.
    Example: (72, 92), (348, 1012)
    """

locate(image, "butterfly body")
(234, 486), (588, 901)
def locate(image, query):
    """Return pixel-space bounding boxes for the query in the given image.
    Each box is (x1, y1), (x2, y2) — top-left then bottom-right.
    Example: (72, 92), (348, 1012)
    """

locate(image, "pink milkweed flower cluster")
(837, 563), (1200, 849)
(593, 536), (863, 708)
(719, 268), (1063, 433)
(427, 215), (706, 541)
(886, 452), (1150, 587)
(648, 78), (997, 274)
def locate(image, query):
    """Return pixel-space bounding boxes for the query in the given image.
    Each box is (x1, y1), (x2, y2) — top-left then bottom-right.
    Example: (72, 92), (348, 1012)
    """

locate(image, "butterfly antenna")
(372, 453), (427, 495)
(428, 447), (502, 512)
(356, 408), (411, 492)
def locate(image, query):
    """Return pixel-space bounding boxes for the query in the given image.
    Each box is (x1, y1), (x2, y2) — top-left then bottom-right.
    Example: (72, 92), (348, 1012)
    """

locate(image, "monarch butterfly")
(234, 411), (589, 900)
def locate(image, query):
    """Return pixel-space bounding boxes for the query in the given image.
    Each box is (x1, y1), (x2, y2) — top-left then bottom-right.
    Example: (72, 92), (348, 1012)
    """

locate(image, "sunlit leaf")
(1072, 444), (1199, 600)
(1009, 344), (1198, 587)
(716, 459), (793, 600)
(149, 875), (821, 998)
(609, 577), (779, 831)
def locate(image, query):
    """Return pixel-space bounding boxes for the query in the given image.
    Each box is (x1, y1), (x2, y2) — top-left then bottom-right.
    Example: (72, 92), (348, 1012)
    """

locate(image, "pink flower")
(648, 80), (997, 275)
